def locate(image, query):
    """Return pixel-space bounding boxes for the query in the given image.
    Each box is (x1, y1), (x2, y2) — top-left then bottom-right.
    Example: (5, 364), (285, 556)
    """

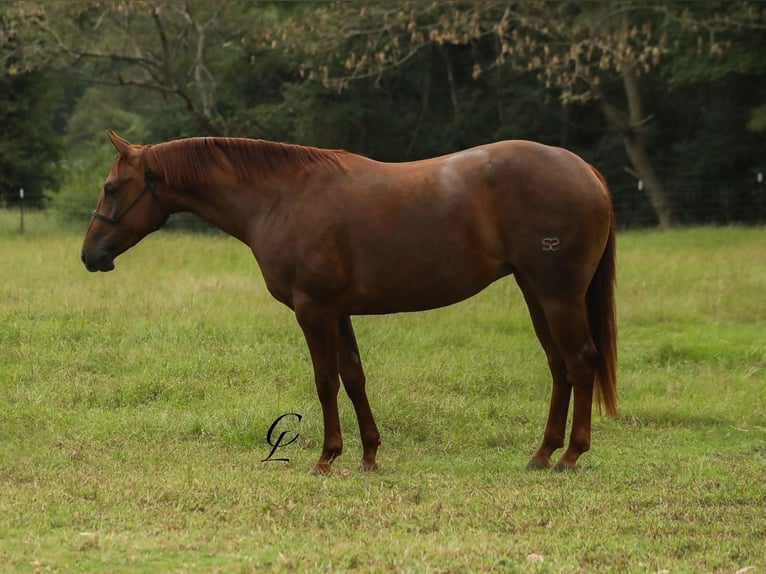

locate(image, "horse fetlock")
(552, 460), (578, 473)
(310, 462), (333, 476)
(324, 443), (343, 460)
(525, 455), (552, 470)
(568, 432), (591, 455)
(311, 447), (341, 476)
(359, 458), (380, 472)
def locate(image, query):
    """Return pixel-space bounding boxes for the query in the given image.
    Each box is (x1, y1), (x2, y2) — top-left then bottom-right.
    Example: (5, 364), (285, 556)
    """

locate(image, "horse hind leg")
(337, 316), (381, 470)
(516, 275), (571, 470)
(538, 297), (598, 471)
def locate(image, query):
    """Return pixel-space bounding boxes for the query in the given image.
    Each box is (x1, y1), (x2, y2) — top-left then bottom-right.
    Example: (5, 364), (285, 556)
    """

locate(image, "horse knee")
(315, 374), (340, 402)
(340, 366), (366, 397)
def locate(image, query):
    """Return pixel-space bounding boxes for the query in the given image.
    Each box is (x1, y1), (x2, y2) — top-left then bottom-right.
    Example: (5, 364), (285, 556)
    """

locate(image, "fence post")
(19, 188), (24, 234)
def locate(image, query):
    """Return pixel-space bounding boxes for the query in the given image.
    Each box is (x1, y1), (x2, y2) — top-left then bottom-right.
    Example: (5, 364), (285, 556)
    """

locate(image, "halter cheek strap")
(91, 168), (166, 232)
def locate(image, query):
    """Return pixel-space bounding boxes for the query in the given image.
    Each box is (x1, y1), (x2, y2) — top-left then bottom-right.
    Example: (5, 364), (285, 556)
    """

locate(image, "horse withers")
(82, 131), (617, 474)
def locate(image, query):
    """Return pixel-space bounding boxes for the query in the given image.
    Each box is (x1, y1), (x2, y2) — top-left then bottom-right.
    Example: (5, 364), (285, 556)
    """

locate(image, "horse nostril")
(80, 246), (115, 272)
(81, 248), (98, 272)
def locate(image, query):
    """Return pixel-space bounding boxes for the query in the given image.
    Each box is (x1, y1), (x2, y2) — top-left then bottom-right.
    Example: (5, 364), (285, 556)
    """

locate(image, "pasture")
(1, 219), (764, 572)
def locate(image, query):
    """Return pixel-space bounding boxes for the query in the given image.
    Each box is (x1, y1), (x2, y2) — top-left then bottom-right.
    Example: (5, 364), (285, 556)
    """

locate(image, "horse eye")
(104, 183), (118, 197)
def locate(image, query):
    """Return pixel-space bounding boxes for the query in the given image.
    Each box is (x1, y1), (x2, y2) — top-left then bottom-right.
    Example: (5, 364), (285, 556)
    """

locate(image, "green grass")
(1, 224), (765, 572)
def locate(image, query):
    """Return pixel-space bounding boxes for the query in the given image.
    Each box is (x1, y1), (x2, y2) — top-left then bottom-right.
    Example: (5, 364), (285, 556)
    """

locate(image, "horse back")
(255, 140), (612, 314)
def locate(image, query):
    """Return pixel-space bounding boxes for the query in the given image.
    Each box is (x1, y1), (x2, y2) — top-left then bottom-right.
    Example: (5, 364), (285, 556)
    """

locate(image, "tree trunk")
(621, 126), (674, 228)
(440, 45), (462, 136)
(405, 67), (431, 158)
(600, 66), (675, 228)
(560, 101), (572, 149)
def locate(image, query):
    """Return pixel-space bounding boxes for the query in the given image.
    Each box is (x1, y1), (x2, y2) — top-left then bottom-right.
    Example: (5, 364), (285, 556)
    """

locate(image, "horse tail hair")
(587, 166), (618, 417)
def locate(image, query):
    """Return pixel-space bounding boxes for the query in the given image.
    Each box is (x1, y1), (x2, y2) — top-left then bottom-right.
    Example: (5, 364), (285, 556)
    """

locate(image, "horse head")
(81, 131), (166, 272)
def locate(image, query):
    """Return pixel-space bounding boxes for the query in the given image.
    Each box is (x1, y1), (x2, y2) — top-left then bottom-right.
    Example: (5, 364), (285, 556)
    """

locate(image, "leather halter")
(91, 168), (166, 232)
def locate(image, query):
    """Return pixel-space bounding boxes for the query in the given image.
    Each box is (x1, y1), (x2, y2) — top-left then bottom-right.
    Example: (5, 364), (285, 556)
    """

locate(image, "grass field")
(1, 217), (765, 572)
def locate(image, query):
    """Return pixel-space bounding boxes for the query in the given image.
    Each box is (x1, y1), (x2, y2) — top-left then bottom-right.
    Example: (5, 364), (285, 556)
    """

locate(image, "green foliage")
(4, 0), (766, 226)
(0, 70), (65, 206)
(663, 2), (766, 87)
(65, 86), (148, 145)
(48, 143), (115, 226)
(748, 104), (766, 132)
(47, 85), (151, 224)
(1, 227), (765, 571)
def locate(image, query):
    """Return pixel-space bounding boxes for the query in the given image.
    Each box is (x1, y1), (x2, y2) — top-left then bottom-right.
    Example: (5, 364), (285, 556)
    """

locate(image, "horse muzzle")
(81, 247), (115, 272)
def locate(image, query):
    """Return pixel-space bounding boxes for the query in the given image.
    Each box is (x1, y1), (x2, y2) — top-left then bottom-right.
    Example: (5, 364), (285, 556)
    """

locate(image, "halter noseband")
(91, 168), (166, 232)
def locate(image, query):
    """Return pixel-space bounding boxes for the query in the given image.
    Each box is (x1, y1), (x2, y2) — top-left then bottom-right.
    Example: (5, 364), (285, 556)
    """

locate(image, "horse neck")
(147, 138), (343, 244)
(166, 172), (264, 244)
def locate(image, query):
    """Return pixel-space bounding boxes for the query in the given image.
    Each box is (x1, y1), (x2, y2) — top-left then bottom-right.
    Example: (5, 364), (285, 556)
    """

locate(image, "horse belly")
(345, 231), (508, 315)
(337, 166), (510, 314)
(349, 274), (500, 315)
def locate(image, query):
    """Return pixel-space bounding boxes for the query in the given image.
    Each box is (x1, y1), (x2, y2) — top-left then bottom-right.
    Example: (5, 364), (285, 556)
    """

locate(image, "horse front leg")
(295, 303), (343, 475)
(338, 316), (381, 471)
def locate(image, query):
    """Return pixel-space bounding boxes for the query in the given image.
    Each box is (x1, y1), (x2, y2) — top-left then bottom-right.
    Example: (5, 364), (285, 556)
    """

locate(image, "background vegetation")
(1, 223), (764, 572)
(2, 1), (766, 228)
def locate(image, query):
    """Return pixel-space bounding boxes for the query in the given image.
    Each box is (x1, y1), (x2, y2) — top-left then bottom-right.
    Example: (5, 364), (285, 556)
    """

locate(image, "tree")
(269, 0), (765, 228)
(5, 0), (764, 226)
(1, 4), (65, 207)
(20, 0), (271, 137)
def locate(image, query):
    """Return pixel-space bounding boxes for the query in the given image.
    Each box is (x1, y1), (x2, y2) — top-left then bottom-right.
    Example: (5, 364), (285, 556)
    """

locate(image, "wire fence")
(613, 176), (766, 228)
(3, 176), (766, 234)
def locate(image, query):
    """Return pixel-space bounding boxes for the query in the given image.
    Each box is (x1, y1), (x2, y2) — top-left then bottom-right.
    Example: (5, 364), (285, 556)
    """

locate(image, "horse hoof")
(525, 457), (552, 471)
(359, 460), (379, 472)
(309, 462), (332, 476)
(552, 462), (578, 473)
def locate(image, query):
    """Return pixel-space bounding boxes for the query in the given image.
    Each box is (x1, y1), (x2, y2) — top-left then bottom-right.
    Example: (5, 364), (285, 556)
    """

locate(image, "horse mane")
(145, 137), (346, 188)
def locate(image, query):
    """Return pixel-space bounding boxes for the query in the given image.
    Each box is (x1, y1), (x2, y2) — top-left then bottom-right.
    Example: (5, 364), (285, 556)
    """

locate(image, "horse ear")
(107, 130), (141, 166)
(107, 130), (135, 155)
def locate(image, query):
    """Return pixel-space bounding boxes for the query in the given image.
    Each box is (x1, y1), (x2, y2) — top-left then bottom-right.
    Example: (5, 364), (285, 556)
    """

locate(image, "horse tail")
(587, 166), (618, 417)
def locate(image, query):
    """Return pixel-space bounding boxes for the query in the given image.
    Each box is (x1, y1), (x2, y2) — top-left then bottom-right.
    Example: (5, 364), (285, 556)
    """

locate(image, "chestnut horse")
(82, 131), (617, 473)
